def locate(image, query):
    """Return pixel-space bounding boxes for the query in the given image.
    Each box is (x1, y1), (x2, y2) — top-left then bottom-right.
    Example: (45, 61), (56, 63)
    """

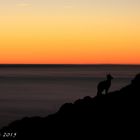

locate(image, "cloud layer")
(16, 3), (31, 7)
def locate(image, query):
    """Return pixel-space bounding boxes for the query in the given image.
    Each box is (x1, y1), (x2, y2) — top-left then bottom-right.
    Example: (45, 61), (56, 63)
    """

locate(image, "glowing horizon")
(0, 0), (140, 64)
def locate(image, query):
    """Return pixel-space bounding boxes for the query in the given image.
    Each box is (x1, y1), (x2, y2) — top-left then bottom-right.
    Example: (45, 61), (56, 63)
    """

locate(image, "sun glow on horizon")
(0, 0), (140, 64)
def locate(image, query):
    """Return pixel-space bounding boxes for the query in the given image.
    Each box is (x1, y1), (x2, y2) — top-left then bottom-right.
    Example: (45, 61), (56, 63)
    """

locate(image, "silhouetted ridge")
(1, 74), (140, 139)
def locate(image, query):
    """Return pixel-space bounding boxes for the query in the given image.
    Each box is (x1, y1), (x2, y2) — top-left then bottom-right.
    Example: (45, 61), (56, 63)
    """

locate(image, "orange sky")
(0, 0), (140, 64)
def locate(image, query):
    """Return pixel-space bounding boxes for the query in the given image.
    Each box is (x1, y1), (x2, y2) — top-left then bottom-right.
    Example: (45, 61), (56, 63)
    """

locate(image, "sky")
(0, 0), (140, 64)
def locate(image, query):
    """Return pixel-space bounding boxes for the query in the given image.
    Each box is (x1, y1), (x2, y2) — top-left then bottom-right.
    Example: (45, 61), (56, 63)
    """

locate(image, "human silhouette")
(97, 74), (114, 96)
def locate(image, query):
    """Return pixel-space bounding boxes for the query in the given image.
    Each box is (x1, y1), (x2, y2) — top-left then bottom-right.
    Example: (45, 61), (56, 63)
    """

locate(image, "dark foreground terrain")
(1, 74), (140, 139)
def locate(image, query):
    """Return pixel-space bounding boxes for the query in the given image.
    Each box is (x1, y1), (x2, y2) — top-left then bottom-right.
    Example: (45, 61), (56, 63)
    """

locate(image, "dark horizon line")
(0, 64), (140, 67)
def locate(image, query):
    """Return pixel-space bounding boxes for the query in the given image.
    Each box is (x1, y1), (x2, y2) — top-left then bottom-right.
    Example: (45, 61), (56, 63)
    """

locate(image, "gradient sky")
(0, 0), (140, 64)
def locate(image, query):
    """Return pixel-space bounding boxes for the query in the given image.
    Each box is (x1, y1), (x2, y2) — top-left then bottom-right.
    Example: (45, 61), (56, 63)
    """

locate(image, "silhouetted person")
(97, 74), (114, 96)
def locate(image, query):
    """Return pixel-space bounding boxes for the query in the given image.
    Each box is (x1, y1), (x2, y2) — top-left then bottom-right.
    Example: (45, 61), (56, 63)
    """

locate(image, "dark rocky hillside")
(1, 74), (140, 139)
